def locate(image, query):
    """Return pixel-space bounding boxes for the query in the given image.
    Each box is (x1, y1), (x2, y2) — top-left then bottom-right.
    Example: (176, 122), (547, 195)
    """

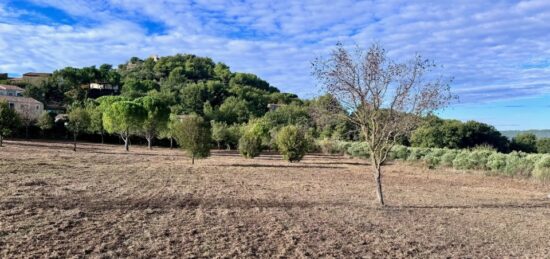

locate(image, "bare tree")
(19, 105), (36, 139)
(313, 43), (453, 206)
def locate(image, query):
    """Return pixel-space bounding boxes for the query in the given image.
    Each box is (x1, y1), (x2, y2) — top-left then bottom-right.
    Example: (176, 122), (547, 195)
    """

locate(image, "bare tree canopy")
(312, 42), (453, 205)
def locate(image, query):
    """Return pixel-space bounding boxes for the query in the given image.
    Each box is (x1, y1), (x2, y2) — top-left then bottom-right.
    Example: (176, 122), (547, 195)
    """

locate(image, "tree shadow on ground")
(4, 191), (549, 213)
(228, 163), (344, 169)
(387, 201), (550, 210)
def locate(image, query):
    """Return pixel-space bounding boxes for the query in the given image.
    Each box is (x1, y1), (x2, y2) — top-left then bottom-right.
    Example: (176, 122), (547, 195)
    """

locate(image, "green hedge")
(314, 140), (550, 182)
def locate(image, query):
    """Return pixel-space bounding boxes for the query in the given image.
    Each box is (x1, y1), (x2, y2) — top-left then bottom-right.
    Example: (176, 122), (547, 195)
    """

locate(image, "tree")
(159, 113), (179, 149)
(19, 104), (36, 139)
(0, 100), (20, 146)
(238, 119), (268, 158)
(313, 43), (452, 206)
(85, 100), (105, 143)
(67, 107), (91, 151)
(137, 95), (170, 149)
(537, 138), (550, 154)
(461, 121), (509, 152)
(36, 111), (54, 136)
(276, 125), (309, 162)
(211, 121), (242, 150)
(121, 79), (158, 98)
(510, 133), (537, 153)
(103, 101), (147, 151)
(216, 96), (251, 124)
(173, 115), (211, 164)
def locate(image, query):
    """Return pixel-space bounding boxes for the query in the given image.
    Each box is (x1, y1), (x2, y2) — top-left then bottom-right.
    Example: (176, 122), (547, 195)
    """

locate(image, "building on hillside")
(10, 72), (52, 85)
(0, 84), (44, 121)
(85, 82), (119, 99)
(0, 85), (24, 97)
(0, 96), (44, 121)
(0, 73), (8, 80)
(89, 82), (119, 91)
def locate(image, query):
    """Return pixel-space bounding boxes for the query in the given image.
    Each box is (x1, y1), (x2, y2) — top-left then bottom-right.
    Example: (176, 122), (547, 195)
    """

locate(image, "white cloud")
(1, 0), (549, 102)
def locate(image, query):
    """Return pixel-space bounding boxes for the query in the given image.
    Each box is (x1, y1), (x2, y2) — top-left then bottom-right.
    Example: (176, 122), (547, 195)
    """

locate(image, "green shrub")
(452, 151), (471, 170)
(486, 153), (507, 172)
(347, 142), (370, 159)
(390, 145), (410, 160)
(532, 155), (550, 181)
(440, 150), (458, 167)
(318, 139), (347, 155)
(467, 150), (493, 170)
(275, 125), (309, 162)
(423, 153), (441, 169)
(408, 148), (430, 161)
(238, 131), (262, 158)
(173, 115), (211, 164)
(504, 152), (535, 177)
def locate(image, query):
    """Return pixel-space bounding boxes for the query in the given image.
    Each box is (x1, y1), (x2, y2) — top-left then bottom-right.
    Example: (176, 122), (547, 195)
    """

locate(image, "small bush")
(347, 142), (370, 159)
(408, 148), (430, 161)
(440, 150), (458, 167)
(532, 155), (550, 181)
(468, 150), (493, 170)
(318, 139), (348, 155)
(238, 132), (262, 158)
(452, 151), (472, 170)
(275, 125), (309, 162)
(423, 153), (441, 169)
(504, 152), (535, 177)
(390, 145), (410, 160)
(486, 153), (507, 172)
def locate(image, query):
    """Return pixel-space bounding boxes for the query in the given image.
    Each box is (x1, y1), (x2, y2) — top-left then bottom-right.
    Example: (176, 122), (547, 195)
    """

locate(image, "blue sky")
(0, 0), (549, 130)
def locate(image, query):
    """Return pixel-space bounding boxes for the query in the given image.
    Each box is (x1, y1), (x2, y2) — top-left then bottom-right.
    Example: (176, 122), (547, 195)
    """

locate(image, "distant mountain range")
(501, 130), (550, 139)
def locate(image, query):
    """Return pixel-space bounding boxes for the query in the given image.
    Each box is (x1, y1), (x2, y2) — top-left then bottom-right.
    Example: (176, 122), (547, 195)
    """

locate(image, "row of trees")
(410, 116), (550, 154)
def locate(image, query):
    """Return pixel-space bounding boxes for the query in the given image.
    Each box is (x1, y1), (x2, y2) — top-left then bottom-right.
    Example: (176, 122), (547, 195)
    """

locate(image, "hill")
(501, 129), (550, 139)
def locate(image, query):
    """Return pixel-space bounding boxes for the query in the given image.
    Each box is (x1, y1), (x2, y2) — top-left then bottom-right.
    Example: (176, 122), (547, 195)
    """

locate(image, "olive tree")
(173, 115), (211, 164)
(67, 107), (91, 151)
(313, 43), (453, 206)
(0, 100), (20, 146)
(276, 125), (308, 162)
(103, 101), (146, 151)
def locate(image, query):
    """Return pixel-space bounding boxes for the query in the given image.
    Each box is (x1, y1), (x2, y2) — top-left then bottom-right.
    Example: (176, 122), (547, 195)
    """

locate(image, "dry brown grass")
(1, 139), (550, 257)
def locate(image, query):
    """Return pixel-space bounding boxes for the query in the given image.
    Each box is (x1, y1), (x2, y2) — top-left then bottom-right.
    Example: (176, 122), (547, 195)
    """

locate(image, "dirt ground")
(1, 140), (549, 258)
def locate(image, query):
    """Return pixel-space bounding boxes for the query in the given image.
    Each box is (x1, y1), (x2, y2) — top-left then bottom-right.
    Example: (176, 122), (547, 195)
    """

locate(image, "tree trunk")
(73, 132), (77, 152)
(25, 125), (29, 139)
(170, 137), (173, 149)
(0, 135), (3, 147)
(124, 129), (130, 152)
(100, 132), (104, 144)
(147, 137), (152, 150)
(373, 164), (385, 206)
(192, 154), (195, 165)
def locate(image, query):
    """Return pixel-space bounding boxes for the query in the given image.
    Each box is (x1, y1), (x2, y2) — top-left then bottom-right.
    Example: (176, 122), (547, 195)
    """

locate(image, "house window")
(36, 105), (39, 110)
(9, 103), (14, 109)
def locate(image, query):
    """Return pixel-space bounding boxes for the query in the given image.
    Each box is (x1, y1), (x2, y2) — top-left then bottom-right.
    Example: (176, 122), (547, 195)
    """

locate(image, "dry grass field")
(1, 140), (550, 258)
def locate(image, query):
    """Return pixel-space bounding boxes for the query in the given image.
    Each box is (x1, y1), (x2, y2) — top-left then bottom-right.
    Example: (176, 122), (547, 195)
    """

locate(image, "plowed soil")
(1, 140), (549, 258)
